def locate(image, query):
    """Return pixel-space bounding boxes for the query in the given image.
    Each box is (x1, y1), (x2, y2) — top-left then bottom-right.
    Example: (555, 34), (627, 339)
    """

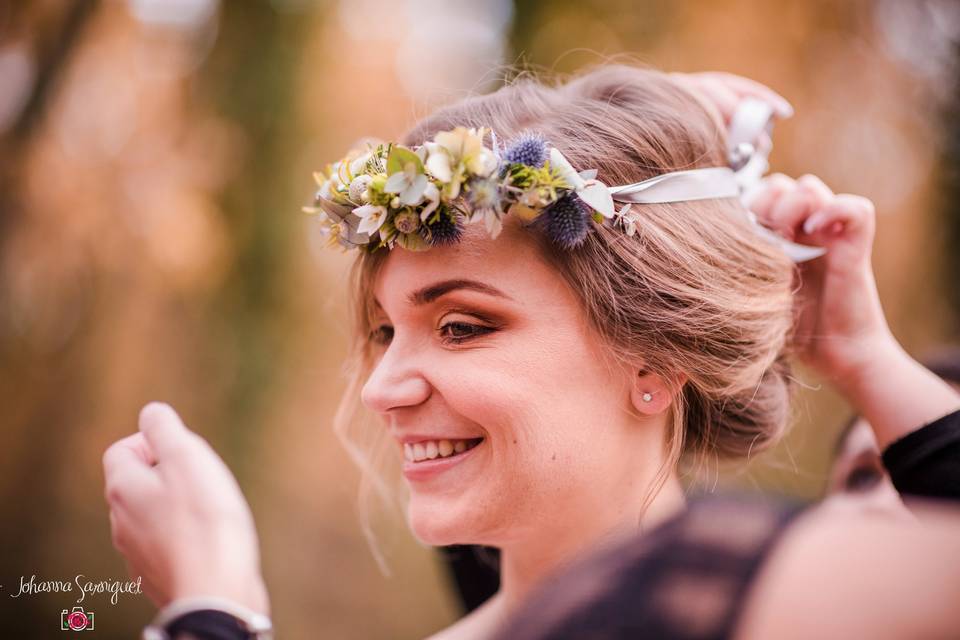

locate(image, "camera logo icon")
(61, 606), (95, 631)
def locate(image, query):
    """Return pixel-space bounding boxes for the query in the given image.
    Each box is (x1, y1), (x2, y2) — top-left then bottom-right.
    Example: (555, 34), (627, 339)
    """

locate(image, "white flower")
(384, 161), (429, 205)
(616, 204), (641, 236)
(349, 151), (372, 176)
(470, 147), (499, 177)
(424, 127), (497, 198)
(425, 142), (453, 183)
(354, 204), (388, 235)
(549, 148), (615, 218)
(419, 182), (441, 222)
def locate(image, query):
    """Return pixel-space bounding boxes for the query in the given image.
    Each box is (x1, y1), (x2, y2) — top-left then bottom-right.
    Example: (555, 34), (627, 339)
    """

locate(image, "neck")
(492, 473), (686, 617)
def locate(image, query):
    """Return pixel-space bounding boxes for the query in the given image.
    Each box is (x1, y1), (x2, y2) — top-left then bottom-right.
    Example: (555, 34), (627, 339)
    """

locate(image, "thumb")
(138, 402), (195, 463)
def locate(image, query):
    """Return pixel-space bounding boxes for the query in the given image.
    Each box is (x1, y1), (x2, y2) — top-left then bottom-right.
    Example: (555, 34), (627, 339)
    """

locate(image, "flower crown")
(304, 100), (826, 262)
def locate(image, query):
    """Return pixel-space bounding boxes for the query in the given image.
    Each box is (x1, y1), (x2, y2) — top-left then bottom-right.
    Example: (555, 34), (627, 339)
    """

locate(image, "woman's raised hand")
(670, 71), (794, 124)
(102, 402), (270, 615)
(746, 173), (891, 381)
(747, 174), (960, 448)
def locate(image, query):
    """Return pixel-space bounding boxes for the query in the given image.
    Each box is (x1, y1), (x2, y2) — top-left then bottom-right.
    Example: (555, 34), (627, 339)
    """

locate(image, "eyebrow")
(409, 278), (515, 307)
(374, 278), (514, 310)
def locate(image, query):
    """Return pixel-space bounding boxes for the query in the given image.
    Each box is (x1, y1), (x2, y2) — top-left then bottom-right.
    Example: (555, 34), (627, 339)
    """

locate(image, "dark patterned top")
(489, 495), (803, 640)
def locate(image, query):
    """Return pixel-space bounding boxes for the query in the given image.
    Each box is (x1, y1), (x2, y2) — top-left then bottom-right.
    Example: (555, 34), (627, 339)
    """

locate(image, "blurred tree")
(941, 42), (960, 330)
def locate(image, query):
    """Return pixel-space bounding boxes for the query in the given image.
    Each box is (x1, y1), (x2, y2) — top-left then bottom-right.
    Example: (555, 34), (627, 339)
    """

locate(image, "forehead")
(372, 216), (566, 307)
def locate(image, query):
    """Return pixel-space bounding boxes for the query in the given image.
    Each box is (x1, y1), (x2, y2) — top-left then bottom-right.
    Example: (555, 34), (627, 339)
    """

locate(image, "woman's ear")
(630, 368), (687, 415)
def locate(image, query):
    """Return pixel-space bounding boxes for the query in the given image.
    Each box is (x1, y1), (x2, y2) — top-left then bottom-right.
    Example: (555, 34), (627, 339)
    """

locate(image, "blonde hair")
(332, 64), (797, 571)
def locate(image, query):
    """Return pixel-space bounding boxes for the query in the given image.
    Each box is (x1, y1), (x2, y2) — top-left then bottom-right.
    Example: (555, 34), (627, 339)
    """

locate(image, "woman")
(102, 65), (960, 639)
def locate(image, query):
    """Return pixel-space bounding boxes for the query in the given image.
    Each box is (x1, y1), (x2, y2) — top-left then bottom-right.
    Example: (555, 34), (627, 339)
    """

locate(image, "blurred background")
(1, 0), (959, 637)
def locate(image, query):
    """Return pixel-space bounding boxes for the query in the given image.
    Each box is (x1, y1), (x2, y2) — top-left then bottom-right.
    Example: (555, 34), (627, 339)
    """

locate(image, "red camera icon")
(60, 606), (95, 631)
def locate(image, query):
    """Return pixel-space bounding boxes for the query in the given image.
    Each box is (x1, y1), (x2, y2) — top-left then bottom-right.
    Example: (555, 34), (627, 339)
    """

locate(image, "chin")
(406, 497), (481, 546)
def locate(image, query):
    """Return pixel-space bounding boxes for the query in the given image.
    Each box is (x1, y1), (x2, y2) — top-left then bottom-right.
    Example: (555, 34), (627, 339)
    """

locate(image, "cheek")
(435, 347), (599, 454)
(433, 338), (617, 486)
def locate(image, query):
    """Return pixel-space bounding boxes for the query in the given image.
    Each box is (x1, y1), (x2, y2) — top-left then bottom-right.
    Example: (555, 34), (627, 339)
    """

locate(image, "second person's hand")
(747, 174), (960, 447)
(102, 402), (270, 616)
(746, 173), (892, 382)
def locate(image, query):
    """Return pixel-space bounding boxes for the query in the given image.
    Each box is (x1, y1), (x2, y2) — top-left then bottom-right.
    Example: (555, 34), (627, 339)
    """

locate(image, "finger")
(768, 188), (814, 240)
(103, 435), (158, 507)
(671, 73), (740, 123)
(694, 77), (740, 123)
(104, 464), (158, 510)
(745, 173), (795, 220)
(103, 433), (156, 477)
(802, 194), (876, 239)
(701, 72), (794, 118)
(795, 174), (834, 213)
(139, 402), (196, 463)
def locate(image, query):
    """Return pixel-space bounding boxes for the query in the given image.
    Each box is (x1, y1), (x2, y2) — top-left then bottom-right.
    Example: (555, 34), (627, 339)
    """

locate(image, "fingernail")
(803, 211), (826, 235)
(141, 401), (169, 416)
(776, 99), (794, 119)
(139, 402), (177, 427)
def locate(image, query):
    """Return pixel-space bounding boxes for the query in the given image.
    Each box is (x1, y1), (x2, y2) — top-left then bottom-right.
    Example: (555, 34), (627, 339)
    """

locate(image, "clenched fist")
(102, 402), (269, 616)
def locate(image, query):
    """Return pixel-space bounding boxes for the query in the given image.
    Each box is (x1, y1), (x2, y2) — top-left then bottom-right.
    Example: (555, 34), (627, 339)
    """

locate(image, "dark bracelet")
(142, 597), (273, 640)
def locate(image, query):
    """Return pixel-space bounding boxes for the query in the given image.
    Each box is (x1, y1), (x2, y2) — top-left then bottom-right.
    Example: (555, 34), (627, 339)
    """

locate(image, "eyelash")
(369, 320), (496, 346)
(440, 321), (496, 344)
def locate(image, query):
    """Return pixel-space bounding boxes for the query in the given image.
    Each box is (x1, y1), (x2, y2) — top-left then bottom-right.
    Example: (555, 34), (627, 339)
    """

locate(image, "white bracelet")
(142, 596), (273, 640)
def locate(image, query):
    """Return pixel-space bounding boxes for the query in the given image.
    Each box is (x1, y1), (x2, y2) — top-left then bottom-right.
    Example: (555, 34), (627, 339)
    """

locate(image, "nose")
(360, 339), (432, 414)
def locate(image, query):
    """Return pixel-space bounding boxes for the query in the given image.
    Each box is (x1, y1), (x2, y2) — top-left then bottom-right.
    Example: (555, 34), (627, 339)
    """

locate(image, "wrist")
(172, 578), (270, 618)
(819, 324), (900, 390)
(829, 334), (960, 450)
(830, 332), (905, 406)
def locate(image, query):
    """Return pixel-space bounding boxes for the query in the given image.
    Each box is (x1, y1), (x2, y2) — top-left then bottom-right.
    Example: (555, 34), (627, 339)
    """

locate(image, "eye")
(439, 320), (496, 345)
(844, 465), (884, 493)
(369, 324), (394, 345)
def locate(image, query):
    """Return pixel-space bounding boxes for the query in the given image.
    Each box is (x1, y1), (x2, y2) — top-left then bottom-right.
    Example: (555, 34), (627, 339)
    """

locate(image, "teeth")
(405, 438), (481, 462)
(438, 440), (453, 457)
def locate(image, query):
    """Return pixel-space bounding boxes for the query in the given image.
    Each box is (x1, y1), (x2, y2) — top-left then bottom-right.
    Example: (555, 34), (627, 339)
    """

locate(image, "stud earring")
(642, 392), (653, 402)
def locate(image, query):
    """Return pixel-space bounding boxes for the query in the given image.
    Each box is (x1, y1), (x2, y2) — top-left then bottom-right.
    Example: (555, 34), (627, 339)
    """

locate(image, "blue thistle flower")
(503, 131), (548, 167)
(538, 193), (591, 249)
(423, 207), (464, 246)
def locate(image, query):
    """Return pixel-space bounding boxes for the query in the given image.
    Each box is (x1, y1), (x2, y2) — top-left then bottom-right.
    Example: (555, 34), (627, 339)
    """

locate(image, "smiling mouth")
(404, 437), (484, 463)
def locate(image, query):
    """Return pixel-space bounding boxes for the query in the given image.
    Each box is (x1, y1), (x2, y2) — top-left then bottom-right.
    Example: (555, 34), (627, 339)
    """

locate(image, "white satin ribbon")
(608, 167), (740, 203)
(606, 98), (826, 263)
